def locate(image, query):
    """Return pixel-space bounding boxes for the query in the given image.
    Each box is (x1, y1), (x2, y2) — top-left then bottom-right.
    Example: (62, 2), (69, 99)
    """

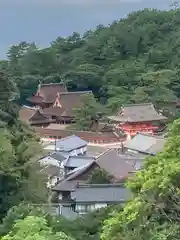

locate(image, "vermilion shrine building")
(108, 103), (167, 140)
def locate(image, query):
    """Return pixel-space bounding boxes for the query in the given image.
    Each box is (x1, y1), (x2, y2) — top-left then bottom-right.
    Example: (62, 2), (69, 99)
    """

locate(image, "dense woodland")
(1, 8), (180, 111)
(1, 7), (180, 240)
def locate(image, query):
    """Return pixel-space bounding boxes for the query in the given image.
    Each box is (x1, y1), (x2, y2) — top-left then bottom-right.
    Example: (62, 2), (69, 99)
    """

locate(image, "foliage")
(0, 73), (47, 220)
(101, 118), (180, 240)
(2, 8), (180, 112)
(51, 205), (122, 240)
(0, 204), (122, 240)
(0, 126), (47, 220)
(1, 216), (74, 240)
(0, 203), (51, 236)
(72, 94), (106, 131)
(87, 168), (113, 184)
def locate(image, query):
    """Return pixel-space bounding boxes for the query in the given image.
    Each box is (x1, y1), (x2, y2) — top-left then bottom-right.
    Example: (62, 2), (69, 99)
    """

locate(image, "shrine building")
(108, 103), (167, 140)
(19, 83), (92, 126)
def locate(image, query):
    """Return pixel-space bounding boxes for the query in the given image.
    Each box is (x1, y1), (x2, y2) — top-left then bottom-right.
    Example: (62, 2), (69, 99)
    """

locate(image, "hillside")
(1, 7), (180, 240)
(1, 8), (180, 112)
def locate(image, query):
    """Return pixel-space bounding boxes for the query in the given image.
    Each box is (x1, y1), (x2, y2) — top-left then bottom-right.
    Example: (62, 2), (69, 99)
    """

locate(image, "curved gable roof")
(109, 103), (167, 122)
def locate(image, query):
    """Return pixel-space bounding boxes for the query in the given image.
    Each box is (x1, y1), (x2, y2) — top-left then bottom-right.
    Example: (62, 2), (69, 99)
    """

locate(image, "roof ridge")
(55, 134), (87, 143)
(66, 161), (95, 181)
(95, 148), (113, 160)
(69, 155), (95, 159)
(35, 109), (54, 121)
(57, 129), (115, 134)
(59, 91), (92, 95)
(117, 153), (145, 160)
(56, 134), (76, 141)
(76, 183), (124, 188)
(40, 83), (65, 87)
(122, 102), (153, 107)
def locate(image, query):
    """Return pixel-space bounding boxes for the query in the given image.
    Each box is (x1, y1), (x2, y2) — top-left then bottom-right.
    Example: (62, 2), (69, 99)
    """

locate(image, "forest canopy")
(1, 8), (180, 112)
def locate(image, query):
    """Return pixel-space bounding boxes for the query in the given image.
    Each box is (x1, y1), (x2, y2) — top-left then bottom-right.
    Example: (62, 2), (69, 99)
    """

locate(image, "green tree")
(0, 128), (47, 220)
(101, 118), (180, 240)
(0, 73), (19, 127)
(130, 87), (150, 103)
(72, 94), (105, 131)
(52, 205), (122, 240)
(0, 204), (122, 240)
(107, 86), (132, 113)
(5, 8), (180, 106)
(88, 168), (113, 184)
(0, 203), (51, 236)
(0, 73), (47, 219)
(1, 216), (74, 240)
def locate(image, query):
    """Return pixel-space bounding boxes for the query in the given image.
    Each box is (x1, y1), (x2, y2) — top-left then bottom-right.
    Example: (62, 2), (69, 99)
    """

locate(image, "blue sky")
(0, 0), (177, 59)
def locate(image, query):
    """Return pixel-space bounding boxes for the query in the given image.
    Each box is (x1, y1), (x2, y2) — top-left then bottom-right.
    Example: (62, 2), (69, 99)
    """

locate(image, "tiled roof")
(86, 145), (107, 156)
(29, 109), (48, 121)
(42, 107), (65, 117)
(19, 106), (36, 122)
(124, 133), (166, 155)
(59, 91), (92, 117)
(52, 178), (77, 192)
(55, 135), (88, 152)
(95, 149), (138, 180)
(63, 156), (95, 168)
(108, 103), (167, 122)
(29, 109), (55, 124)
(45, 124), (69, 130)
(53, 149), (141, 191)
(66, 162), (97, 180)
(19, 106), (56, 124)
(42, 91), (92, 117)
(34, 127), (121, 140)
(50, 152), (67, 162)
(28, 83), (68, 104)
(52, 162), (97, 191)
(71, 183), (131, 203)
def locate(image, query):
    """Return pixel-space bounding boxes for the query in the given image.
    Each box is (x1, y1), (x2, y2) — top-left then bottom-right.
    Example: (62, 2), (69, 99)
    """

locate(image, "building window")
(86, 204), (95, 212)
(76, 204), (86, 214)
(76, 204), (96, 214)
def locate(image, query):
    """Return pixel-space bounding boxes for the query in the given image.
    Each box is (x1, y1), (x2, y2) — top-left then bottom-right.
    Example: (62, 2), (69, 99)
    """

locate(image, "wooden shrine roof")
(19, 106), (55, 125)
(108, 103), (167, 123)
(42, 91), (92, 118)
(27, 83), (67, 104)
(19, 106), (36, 122)
(34, 126), (122, 140)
